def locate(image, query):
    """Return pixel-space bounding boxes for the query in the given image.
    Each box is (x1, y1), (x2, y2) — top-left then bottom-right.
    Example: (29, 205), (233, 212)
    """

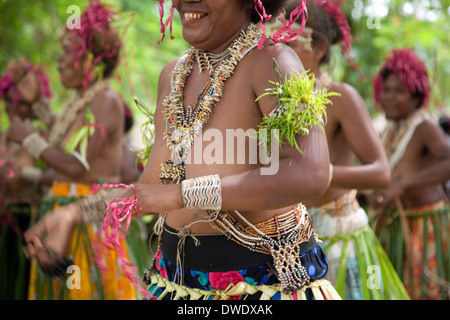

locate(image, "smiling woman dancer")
(24, 0), (341, 300)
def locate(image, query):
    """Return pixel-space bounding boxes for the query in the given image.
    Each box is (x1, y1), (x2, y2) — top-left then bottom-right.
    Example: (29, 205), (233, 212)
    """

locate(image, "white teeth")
(184, 12), (203, 21)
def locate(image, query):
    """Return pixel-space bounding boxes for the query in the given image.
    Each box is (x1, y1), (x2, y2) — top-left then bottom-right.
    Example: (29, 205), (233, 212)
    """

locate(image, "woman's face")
(380, 73), (420, 121)
(172, 0), (251, 52)
(57, 40), (85, 90)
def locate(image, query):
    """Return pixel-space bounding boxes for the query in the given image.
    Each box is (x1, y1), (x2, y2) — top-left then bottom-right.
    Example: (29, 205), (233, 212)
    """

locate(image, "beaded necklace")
(194, 49), (232, 74)
(48, 80), (110, 147)
(160, 23), (262, 184)
(381, 110), (427, 171)
(313, 72), (332, 91)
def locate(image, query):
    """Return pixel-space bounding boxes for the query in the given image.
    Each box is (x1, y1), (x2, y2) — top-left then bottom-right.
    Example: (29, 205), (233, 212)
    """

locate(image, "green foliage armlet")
(63, 109), (96, 170)
(256, 59), (340, 154)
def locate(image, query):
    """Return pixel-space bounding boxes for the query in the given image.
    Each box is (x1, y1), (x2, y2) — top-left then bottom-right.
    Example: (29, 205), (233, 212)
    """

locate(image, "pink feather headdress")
(0, 58), (52, 104)
(373, 48), (430, 109)
(312, 1), (352, 54)
(312, 0), (365, 79)
(61, 0), (121, 89)
(157, 0), (308, 49)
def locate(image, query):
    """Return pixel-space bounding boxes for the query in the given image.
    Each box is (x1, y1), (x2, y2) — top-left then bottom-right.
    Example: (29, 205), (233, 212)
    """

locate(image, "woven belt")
(161, 224), (272, 271)
(320, 189), (358, 211)
(161, 223), (317, 272)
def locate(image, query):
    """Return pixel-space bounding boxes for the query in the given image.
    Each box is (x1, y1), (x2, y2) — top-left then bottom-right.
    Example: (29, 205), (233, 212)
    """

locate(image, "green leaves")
(255, 59), (339, 154)
(132, 97), (155, 166)
(63, 109), (96, 165)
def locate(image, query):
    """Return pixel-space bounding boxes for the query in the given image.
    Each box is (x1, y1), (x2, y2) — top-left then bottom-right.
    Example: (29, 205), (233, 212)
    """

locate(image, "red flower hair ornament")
(60, 0), (122, 89)
(312, 0), (365, 79)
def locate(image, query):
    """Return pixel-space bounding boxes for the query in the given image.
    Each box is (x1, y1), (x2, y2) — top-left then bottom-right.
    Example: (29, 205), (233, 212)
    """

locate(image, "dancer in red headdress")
(0, 58), (53, 299)
(9, 1), (139, 300)
(371, 49), (450, 300)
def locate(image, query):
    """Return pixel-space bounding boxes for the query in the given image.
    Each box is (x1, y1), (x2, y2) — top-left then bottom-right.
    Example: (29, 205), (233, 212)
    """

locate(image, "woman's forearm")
(331, 161), (391, 190)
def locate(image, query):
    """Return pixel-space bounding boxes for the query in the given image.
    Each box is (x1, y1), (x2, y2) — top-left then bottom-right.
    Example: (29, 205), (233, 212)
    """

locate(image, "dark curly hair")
(285, 1), (342, 65)
(240, 0), (289, 23)
(439, 115), (450, 132)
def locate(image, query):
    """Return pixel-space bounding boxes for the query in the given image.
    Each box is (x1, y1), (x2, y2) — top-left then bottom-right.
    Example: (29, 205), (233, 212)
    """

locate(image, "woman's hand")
(102, 183), (183, 219)
(23, 203), (80, 276)
(371, 177), (405, 212)
(134, 183), (183, 216)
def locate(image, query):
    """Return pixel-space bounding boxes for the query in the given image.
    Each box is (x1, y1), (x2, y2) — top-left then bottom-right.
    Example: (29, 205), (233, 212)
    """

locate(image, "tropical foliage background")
(1, 0), (449, 144)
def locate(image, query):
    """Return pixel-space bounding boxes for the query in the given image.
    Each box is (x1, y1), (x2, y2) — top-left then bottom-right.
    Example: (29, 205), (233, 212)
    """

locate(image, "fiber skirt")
(309, 194), (410, 300)
(372, 202), (449, 300)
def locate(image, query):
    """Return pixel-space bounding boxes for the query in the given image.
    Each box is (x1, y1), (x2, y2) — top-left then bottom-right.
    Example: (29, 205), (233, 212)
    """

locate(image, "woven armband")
(181, 174), (222, 211)
(79, 189), (108, 226)
(21, 166), (43, 183)
(31, 98), (55, 127)
(71, 150), (91, 171)
(22, 132), (50, 159)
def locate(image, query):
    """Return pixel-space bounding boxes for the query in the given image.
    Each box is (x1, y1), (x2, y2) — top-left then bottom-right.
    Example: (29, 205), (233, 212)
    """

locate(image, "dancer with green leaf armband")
(272, 0), (410, 300)
(23, 0), (344, 300)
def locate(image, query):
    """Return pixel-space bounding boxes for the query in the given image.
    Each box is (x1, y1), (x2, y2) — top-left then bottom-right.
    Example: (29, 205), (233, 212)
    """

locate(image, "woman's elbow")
(374, 159), (391, 188)
(311, 165), (331, 196)
(292, 164), (330, 200)
(376, 169), (391, 188)
(61, 161), (88, 178)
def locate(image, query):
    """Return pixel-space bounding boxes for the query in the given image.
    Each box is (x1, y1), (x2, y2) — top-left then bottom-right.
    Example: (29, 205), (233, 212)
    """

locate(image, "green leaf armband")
(256, 59), (340, 154)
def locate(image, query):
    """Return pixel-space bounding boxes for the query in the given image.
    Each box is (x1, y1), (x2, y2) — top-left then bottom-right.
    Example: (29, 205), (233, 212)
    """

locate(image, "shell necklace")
(160, 23), (262, 184)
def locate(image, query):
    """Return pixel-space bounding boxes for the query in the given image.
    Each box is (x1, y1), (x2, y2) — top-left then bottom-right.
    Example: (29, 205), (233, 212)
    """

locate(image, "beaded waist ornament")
(209, 204), (318, 293)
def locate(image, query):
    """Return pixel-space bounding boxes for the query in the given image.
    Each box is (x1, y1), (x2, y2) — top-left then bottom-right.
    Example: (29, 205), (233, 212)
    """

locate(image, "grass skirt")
(309, 195), (410, 300)
(371, 202), (449, 300)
